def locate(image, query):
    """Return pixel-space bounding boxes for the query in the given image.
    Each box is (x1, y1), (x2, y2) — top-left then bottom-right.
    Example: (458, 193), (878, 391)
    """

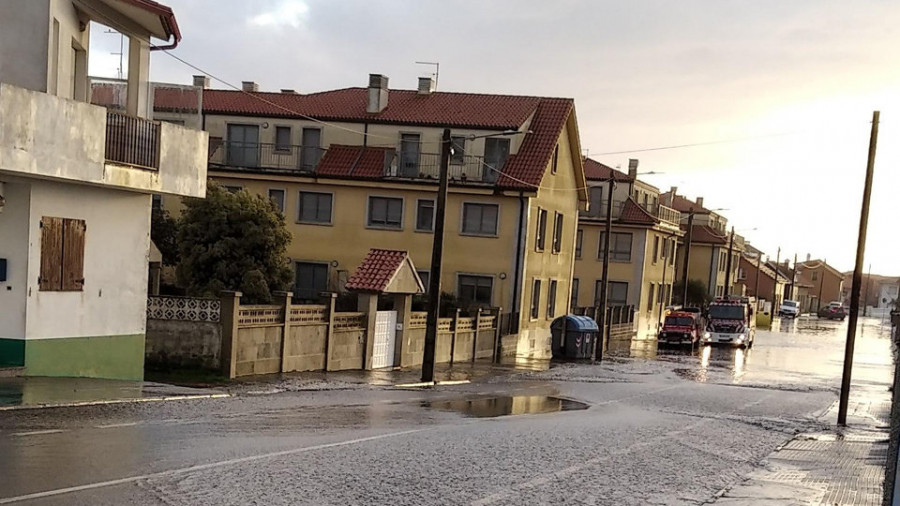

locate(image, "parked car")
(818, 302), (847, 321)
(778, 300), (801, 318)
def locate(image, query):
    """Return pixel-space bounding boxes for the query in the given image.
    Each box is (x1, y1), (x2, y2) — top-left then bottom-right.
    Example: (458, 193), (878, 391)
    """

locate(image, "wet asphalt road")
(0, 316), (893, 505)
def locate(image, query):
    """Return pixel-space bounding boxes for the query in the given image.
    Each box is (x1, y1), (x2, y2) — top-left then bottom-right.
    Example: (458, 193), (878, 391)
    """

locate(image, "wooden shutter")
(62, 219), (86, 291)
(40, 217), (64, 291)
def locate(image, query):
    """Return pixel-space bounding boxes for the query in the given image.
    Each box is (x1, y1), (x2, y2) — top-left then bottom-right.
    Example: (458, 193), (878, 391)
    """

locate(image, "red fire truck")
(657, 311), (702, 346)
(702, 297), (756, 348)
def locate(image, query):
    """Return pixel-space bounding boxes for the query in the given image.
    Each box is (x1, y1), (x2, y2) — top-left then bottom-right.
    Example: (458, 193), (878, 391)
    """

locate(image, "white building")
(0, 0), (207, 379)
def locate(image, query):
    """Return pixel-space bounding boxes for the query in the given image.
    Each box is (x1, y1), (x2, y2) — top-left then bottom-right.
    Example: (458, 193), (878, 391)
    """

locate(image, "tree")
(176, 183), (293, 303)
(150, 206), (180, 266)
(672, 279), (712, 307)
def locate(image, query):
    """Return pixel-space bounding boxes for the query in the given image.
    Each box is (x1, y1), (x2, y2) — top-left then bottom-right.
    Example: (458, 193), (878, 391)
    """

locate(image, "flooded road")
(0, 316), (893, 505)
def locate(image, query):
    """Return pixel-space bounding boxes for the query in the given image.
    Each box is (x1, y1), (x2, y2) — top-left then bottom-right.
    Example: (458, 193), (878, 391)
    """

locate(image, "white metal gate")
(372, 311), (398, 369)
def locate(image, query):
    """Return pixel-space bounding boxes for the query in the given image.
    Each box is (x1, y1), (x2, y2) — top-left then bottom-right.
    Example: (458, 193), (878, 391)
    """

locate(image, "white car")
(778, 300), (801, 318)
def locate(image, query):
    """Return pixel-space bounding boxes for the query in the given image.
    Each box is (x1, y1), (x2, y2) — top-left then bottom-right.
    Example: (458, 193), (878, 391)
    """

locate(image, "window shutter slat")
(40, 217), (64, 291)
(62, 219), (86, 291)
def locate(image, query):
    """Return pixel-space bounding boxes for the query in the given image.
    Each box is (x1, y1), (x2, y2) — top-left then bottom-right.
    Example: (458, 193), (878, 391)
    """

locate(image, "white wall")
(48, 0), (90, 100)
(25, 181), (151, 339)
(0, 181), (31, 339)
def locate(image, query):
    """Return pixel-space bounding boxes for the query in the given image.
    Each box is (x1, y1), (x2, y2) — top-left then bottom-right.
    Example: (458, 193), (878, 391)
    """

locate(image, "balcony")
(0, 83), (206, 198)
(580, 199), (682, 226)
(386, 152), (496, 183)
(208, 141), (325, 172)
(581, 199), (628, 220)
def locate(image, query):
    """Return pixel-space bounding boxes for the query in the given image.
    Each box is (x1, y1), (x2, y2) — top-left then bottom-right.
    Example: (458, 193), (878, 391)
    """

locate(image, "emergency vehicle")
(702, 297), (756, 348)
(657, 311), (702, 346)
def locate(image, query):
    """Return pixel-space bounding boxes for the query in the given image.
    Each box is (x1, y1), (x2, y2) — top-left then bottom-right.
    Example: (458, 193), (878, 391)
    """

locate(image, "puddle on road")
(424, 396), (589, 418)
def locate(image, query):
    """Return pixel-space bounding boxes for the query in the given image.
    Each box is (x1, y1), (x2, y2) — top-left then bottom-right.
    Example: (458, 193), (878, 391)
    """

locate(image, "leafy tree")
(672, 279), (712, 307)
(150, 206), (180, 265)
(176, 183), (293, 303)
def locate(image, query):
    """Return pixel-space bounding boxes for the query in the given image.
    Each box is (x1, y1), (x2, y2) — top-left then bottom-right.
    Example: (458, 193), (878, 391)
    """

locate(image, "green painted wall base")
(23, 334), (145, 381)
(0, 339), (26, 367)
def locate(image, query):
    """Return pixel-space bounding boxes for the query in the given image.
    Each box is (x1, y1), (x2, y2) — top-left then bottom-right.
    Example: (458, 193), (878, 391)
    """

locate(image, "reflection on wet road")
(424, 396), (589, 417)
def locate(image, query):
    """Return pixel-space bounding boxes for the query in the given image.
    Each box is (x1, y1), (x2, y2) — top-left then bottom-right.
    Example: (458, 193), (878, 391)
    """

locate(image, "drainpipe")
(510, 192), (527, 331)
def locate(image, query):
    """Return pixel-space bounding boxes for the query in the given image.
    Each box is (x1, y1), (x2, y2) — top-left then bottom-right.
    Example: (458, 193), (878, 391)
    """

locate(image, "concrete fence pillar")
(393, 294), (411, 368)
(358, 293), (378, 370)
(274, 291), (293, 373)
(322, 292), (337, 372)
(450, 308), (461, 365)
(219, 291), (242, 379)
(473, 308), (482, 363)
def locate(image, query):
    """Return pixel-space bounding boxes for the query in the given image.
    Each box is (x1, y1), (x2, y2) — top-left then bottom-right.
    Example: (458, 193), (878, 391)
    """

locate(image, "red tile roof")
(496, 98), (572, 189)
(316, 145), (394, 179)
(688, 225), (729, 245)
(659, 192), (711, 214)
(618, 199), (657, 225)
(583, 158), (632, 182)
(345, 249), (410, 293)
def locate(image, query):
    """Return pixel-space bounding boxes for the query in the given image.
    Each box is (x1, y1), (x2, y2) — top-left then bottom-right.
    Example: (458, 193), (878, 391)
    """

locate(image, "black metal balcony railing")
(387, 152), (496, 183)
(105, 111), (160, 170)
(209, 141), (326, 172)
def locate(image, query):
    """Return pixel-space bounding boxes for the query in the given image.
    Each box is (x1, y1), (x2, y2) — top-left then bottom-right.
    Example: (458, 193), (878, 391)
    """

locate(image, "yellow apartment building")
(94, 74), (588, 360)
(573, 159), (683, 340)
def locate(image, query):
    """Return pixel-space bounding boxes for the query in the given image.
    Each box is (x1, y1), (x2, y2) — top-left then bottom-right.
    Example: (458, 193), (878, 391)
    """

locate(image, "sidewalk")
(0, 376), (229, 410)
(713, 390), (890, 506)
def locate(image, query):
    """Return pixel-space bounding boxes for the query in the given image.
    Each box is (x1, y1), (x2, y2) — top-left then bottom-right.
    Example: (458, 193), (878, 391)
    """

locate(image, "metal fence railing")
(105, 111), (160, 170)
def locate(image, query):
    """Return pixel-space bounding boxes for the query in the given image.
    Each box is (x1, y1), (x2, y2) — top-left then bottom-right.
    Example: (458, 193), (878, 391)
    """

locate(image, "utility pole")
(838, 110), (880, 426)
(863, 264), (872, 317)
(593, 178), (615, 363)
(754, 253), (764, 301)
(790, 253), (798, 301)
(421, 128), (452, 383)
(724, 226), (735, 296)
(772, 247), (781, 317)
(680, 209), (695, 306)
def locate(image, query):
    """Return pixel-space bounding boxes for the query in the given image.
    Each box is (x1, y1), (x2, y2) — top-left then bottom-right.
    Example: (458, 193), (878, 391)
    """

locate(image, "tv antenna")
(415, 61), (439, 90)
(105, 29), (124, 79)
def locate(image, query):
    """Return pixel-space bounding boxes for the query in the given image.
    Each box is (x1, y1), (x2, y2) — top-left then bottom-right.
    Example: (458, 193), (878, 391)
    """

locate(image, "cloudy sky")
(90, 0), (900, 275)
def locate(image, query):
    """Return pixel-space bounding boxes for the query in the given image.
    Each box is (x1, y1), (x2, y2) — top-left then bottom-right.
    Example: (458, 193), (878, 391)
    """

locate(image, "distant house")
(0, 0), (207, 379)
(93, 74), (588, 360)
(734, 249), (786, 312)
(573, 159), (683, 339)
(796, 259), (844, 313)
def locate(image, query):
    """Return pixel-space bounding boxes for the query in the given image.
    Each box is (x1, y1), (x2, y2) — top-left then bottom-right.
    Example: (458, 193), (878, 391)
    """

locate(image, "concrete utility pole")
(772, 247), (781, 316)
(754, 253), (764, 301)
(790, 253), (798, 301)
(863, 264), (872, 317)
(724, 226), (735, 296)
(838, 110), (879, 426)
(680, 209), (695, 306)
(421, 128), (452, 383)
(593, 178), (616, 363)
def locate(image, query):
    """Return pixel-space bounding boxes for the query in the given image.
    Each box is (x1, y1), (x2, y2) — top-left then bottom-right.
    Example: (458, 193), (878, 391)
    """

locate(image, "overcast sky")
(90, 0), (900, 275)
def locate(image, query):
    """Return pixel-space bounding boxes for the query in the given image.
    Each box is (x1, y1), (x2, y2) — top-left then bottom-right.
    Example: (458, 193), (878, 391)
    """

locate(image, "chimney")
(806, 253), (811, 262)
(193, 75), (209, 89)
(628, 159), (639, 178)
(696, 197), (704, 208)
(367, 74), (389, 113)
(242, 81), (259, 92)
(668, 186), (677, 206)
(417, 77), (435, 95)
(280, 89), (297, 94)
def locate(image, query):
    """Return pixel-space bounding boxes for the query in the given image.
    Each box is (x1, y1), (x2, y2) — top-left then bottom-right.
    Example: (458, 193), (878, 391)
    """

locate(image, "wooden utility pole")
(724, 226), (735, 296)
(754, 253), (764, 300)
(789, 253), (798, 301)
(772, 247), (781, 316)
(593, 178), (615, 362)
(863, 263), (872, 316)
(838, 110), (880, 426)
(680, 209), (695, 306)
(421, 128), (452, 382)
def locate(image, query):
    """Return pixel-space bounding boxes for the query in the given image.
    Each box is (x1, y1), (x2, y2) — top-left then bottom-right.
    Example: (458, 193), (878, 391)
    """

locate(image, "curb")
(0, 393), (231, 412)
(393, 379), (472, 389)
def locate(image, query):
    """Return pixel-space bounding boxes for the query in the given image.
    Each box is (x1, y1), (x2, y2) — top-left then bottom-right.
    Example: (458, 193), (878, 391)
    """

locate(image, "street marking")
(0, 428), (427, 504)
(12, 429), (66, 437)
(95, 422), (141, 429)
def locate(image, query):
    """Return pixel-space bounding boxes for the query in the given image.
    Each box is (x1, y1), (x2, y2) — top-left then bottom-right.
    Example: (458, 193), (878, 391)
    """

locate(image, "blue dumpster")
(551, 315), (599, 359)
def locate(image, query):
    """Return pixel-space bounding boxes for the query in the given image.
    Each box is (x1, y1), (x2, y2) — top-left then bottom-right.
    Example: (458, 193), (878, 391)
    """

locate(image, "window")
(589, 186), (603, 217)
(599, 232), (633, 262)
(664, 284), (671, 305)
(812, 271), (818, 281)
(458, 275), (493, 306)
(547, 280), (558, 318)
(416, 199), (435, 232)
(575, 229), (583, 259)
(295, 262), (328, 300)
(483, 137), (510, 182)
(300, 128), (322, 170)
(298, 191), (333, 224)
(418, 271), (430, 292)
(462, 203), (499, 236)
(450, 136), (467, 165)
(551, 144), (559, 174)
(571, 278), (579, 309)
(536, 208), (548, 250)
(275, 126), (291, 152)
(552, 212), (564, 253)
(669, 239), (676, 265)
(268, 189), (286, 213)
(368, 196), (403, 229)
(399, 133), (421, 177)
(531, 279), (542, 319)
(226, 124), (260, 167)
(653, 236), (660, 264)
(609, 282), (628, 305)
(40, 217), (86, 292)
(647, 284), (655, 311)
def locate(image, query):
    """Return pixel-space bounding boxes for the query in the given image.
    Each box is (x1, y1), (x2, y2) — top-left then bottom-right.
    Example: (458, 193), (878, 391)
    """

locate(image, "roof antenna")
(415, 61), (439, 90)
